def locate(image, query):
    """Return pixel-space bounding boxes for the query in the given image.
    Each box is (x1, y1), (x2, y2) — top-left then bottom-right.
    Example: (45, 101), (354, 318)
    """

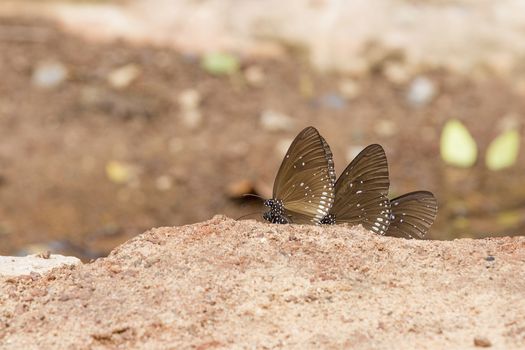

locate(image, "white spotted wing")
(387, 191), (437, 238)
(273, 127), (335, 224)
(328, 144), (391, 233)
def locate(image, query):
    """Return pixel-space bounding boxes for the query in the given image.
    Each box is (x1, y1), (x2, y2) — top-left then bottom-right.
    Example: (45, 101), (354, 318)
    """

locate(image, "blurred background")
(0, 0), (524, 259)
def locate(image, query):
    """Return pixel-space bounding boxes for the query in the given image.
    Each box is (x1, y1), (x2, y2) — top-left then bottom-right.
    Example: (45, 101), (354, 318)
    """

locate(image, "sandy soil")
(1, 216), (524, 349)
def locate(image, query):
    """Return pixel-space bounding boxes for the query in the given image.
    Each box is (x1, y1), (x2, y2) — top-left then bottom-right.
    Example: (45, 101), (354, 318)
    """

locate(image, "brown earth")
(1, 16), (525, 260)
(1, 216), (524, 349)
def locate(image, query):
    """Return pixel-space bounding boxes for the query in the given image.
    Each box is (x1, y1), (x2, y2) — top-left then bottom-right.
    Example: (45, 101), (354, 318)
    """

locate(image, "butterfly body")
(263, 199), (289, 224)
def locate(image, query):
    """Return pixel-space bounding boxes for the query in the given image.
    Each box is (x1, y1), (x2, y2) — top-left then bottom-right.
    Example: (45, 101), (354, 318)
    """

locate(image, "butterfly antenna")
(236, 211), (262, 220)
(242, 193), (265, 202)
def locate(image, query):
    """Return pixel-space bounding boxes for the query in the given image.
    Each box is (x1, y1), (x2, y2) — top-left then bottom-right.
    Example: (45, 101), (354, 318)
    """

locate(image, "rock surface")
(0, 216), (524, 349)
(0, 254), (81, 277)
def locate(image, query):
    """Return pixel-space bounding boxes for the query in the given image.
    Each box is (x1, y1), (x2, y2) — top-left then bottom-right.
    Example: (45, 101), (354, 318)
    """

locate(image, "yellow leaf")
(486, 129), (520, 171)
(440, 119), (478, 168)
(106, 161), (132, 184)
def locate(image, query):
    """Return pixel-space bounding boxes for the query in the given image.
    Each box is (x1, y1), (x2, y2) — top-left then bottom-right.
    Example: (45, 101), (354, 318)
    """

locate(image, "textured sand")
(1, 216), (524, 349)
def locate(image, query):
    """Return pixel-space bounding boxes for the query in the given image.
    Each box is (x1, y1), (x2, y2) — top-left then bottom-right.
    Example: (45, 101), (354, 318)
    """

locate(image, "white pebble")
(32, 61), (68, 88)
(406, 76), (437, 107)
(108, 64), (141, 89)
(260, 110), (295, 131)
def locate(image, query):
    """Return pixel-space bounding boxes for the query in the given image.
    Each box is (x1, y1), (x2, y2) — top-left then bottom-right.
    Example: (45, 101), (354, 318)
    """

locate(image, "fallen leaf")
(201, 53), (239, 75)
(106, 161), (133, 184)
(440, 119), (478, 168)
(485, 129), (520, 171)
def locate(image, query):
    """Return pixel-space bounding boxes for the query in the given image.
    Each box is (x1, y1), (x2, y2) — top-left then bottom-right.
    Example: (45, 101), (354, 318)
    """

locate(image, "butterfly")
(262, 127), (336, 225)
(320, 144), (392, 234)
(386, 191), (438, 239)
(320, 144), (438, 238)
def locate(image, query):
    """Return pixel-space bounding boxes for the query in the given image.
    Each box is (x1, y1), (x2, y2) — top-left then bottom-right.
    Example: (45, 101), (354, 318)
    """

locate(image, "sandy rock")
(0, 254), (81, 277)
(1, 216), (523, 349)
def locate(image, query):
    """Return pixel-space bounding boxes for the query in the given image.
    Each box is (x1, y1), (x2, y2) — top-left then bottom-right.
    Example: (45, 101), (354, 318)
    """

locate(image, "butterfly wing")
(328, 144), (391, 232)
(387, 191), (438, 239)
(273, 127), (335, 224)
(337, 144), (389, 196)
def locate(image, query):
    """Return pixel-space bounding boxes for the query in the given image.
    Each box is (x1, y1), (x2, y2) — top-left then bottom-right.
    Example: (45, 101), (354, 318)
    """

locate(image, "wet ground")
(1, 17), (525, 259)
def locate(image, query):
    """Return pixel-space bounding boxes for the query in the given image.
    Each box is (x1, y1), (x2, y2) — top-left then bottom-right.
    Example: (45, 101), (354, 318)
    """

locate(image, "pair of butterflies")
(262, 126), (437, 238)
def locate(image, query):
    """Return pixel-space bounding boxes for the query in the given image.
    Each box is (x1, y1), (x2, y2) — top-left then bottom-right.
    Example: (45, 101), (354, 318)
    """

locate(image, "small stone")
(15, 242), (67, 256)
(244, 65), (265, 86)
(474, 336), (492, 347)
(155, 175), (173, 191)
(406, 76), (437, 107)
(338, 79), (361, 99)
(383, 63), (410, 84)
(108, 64), (141, 89)
(0, 255), (81, 277)
(32, 61), (68, 88)
(37, 251), (51, 259)
(485, 256), (495, 262)
(374, 119), (398, 137)
(260, 110), (295, 131)
(108, 263), (122, 274)
(178, 89), (201, 110)
(319, 93), (346, 110)
(180, 109), (203, 130)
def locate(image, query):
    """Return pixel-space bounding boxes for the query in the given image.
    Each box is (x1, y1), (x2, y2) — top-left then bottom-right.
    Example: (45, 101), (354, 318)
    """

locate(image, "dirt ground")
(1, 14), (525, 259)
(0, 216), (524, 349)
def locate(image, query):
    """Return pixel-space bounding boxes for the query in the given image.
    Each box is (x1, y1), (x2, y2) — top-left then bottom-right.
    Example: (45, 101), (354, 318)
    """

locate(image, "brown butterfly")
(386, 191), (438, 239)
(321, 144), (438, 238)
(263, 127), (335, 224)
(320, 144), (392, 234)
